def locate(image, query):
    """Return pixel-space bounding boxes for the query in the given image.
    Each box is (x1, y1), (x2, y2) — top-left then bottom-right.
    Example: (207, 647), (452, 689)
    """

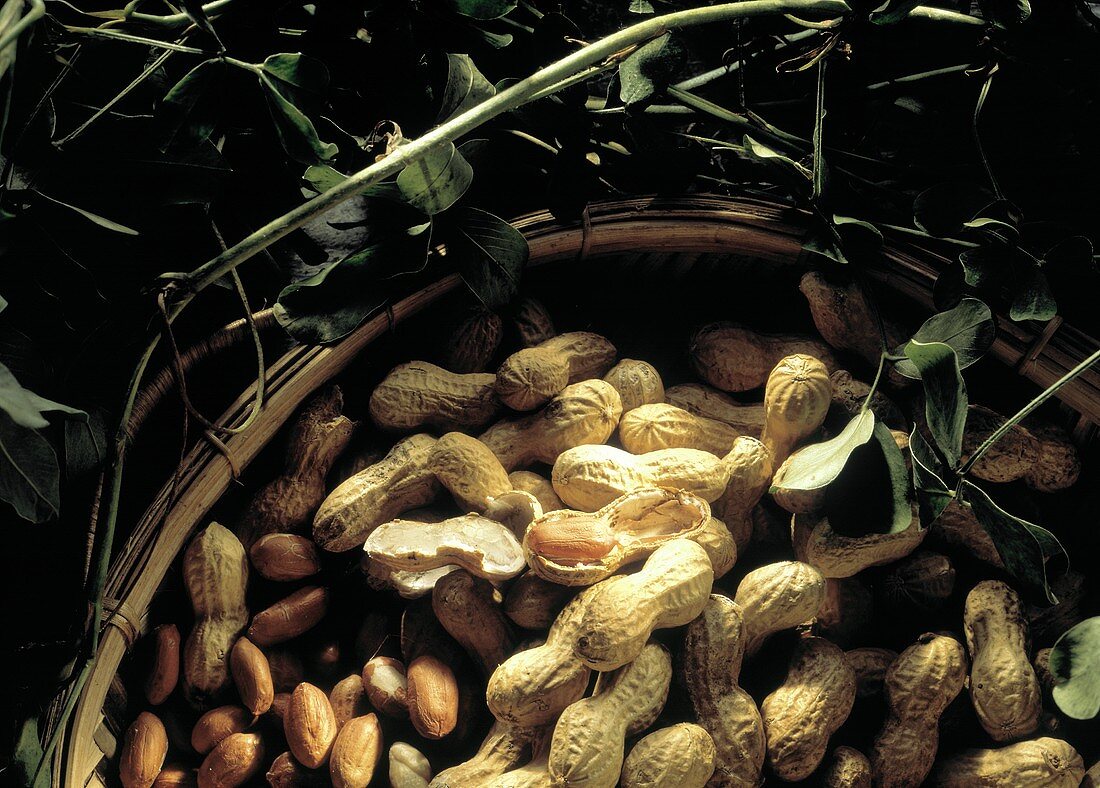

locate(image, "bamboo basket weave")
(50, 195), (1100, 787)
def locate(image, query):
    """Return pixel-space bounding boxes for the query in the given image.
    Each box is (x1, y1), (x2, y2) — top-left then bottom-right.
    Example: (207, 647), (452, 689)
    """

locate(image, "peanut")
(829, 369), (905, 427)
(182, 523), (249, 708)
(761, 636), (856, 781)
(247, 585), (328, 646)
(882, 550), (956, 610)
(665, 382), (766, 436)
(479, 379), (623, 471)
(930, 737), (1084, 787)
(144, 624), (181, 706)
(870, 633), (967, 787)
(710, 436), (773, 551)
(329, 714), (383, 788)
(496, 332), (617, 411)
(1022, 417), (1082, 491)
(694, 516), (738, 578)
(429, 432), (512, 513)
(236, 387), (354, 548)
(442, 308), (503, 373)
(964, 579), (1041, 741)
(962, 405), (1080, 491)
(365, 513), (525, 582)
(228, 637), (272, 716)
(928, 498), (1003, 567)
(688, 322), (837, 392)
(266, 752), (328, 787)
(503, 573), (576, 629)
(248, 533), (321, 582)
(370, 361), (501, 432)
(508, 471), (565, 513)
(823, 746), (872, 788)
(432, 568), (515, 677)
(761, 354), (832, 464)
(523, 487), (712, 586)
(406, 654), (459, 739)
(362, 656), (409, 719)
(791, 508), (926, 578)
(574, 539), (713, 671)
(285, 682), (338, 768)
(799, 272), (906, 371)
(196, 732), (264, 788)
(390, 742), (432, 788)
(429, 720), (542, 787)
(120, 711), (168, 788)
(484, 489), (543, 540)
(547, 642), (672, 788)
(314, 433), (441, 552)
(813, 577), (873, 648)
(512, 297), (556, 347)
(266, 648), (304, 693)
(185, 705), (246, 756)
(329, 673), (370, 729)
(603, 358), (664, 412)
(151, 765), (196, 787)
(619, 403), (741, 455)
(733, 561), (826, 659)
(620, 723), (716, 788)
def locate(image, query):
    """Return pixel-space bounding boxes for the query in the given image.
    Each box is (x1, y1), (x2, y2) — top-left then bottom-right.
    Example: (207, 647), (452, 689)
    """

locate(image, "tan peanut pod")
(362, 656), (409, 719)
(619, 403), (740, 456)
(508, 471), (565, 513)
(620, 723), (716, 788)
(882, 550), (956, 609)
(236, 387), (355, 548)
(665, 383), (766, 437)
(442, 308), (503, 373)
(120, 712), (168, 788)
(1022, 418), (1082, 492)
(931, 736), (1084, 787)
(478, 727), (553, 788)
(1084, 760), (1100, 788)
(603, 358), (664, 412)
(761, 354), (832, 464)
(247, 586), (328, 646)
(551, 444), (730, 511)
(791, 508), (926, 578)
(813, 577), (873, 648)
(761, 636), (856, 781)
(523, 487), (712, 586)
(693, 516), (737, 578)
(248, 534), (321, 582)
(390, 742), (432, 788)
(228, 638), (272, 716)
(846, 647), (897, 698)
(196, 732), (264, 788)
(428, 432), (511, 513)
(152, 765), (197, 787)
(266, 752), (328, 787)
(369, 361), (500, 432)
(770, 446), (829, 514)
(870, 633), (967, 788)
(964, 580), (1041, 741)
(145, 624), (181, 706)
(285, 683), (338, 769)
(1034, 647), (1056, 696)
(511, 297), (556, 347)
(734, 561), (826, 659)
(495, 332), (617, 411)
(750, 500), (791, 546)
(314, 433), (441, 552)
(432, 568), (515, 677)
(429, 719), (542, 787)
(688, 322), (838, 393)
(479, 379), (623, 471)
(681, 595), (764, 788)
(191, 706), (251, 754)
(711, 436), (774, 552)
(266, 649), (305, 693)
(406, 654), (459, 739)
(799, 272), (906, 371)
(547, 642), (672, 787)
(822, 746), (872, 788)
(486, 584), (601, 727)
(928, 499), (1003, 567)
(329, 673), (369, 729)
(504, 573), (575, 630)
(182, 523), (249, 708)
(329, 714), (383, 788)
(829, 370), (906, 427)
(365, 513), (524, 582)
(961, 404), (1082, 491)
(574, 539), (713, 671)
(1027, 569), (1086, 646)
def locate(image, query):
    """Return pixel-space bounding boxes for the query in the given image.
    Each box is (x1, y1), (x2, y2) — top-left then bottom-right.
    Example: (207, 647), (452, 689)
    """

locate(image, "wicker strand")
(1016, 315), (1063, 378)
(99, 599), (142, 651)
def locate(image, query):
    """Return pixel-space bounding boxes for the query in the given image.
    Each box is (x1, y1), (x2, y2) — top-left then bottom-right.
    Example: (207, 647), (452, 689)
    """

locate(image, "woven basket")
(50, 195), (1100, 787)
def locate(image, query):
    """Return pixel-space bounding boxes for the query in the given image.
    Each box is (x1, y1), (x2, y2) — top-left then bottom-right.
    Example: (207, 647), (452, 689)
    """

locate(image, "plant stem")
(973, 67), (1003, 200)
(63, 25), (213, 53)
(672, 28), (819, 91)
(0, 0), (43, 57)
(124, 0), (237, 27)
(867, 63), (972, 90)
(861, 351), (889, 415)
(812, 58), (826, 201)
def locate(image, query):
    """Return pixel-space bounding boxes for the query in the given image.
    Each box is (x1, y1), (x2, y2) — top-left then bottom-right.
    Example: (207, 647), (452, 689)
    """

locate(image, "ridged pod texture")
(823, 746), (872, 788)
(798, 272), (905, 370)
(495, 332), (617, 411)
(733, 561), (826, 659)
(512, 297), (556, 347)
(479, 380), (623, 472)
(428, 720), (541, 787)
(961, 404), (1040, 485)
(665, 383), (766, 437)
(688, 322), (837, 393)
(761, 637), (856, 781)
(603, 358), (665, 412)
(574, 539), (714, 671)
(508, 471), (565, 513)
(620, 724), (716, 788)
(182, 523), (249, 708)
(442, 309), (503, 373)
(881, 551), (955, 610)
(791, 509), (926, 579)
(619, 403), (740, 456)
(428, 432), (511, 513)
(829, 370), (905, 428)
(870, 633), (967, 788)
(313, 433), (440, 552)
(930, 737), (1084, 787)
(846, 648), (897, 698)
(761, 354), (832, 464)
(964, 580), (1041, 741)
(681, 595), (765, 788)
(711, 436), (773, 552)
(547, 642), (673, 788)
(432, 569), (515, 677)
(369, 361), (500, 432)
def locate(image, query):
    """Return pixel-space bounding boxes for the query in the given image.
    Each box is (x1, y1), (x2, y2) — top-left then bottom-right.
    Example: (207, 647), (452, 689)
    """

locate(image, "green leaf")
(259, 74), (339, 165)
(0, 361), (87, 430)
(822, 420), (914, 537)
(742, 135), (813, 184)
(869, 0), (924, 24)
(962, 217), (1019, 245)
(275, 213), (432, 344)
(64, 409), (106, 480)
(629, 0), (656, 11)
(618, 32), (686, 108)
(33, 191), (139, 235)
(909, 427), (953, 525)
(439, 0), (518, 19)
(894, 298), (996, 378)
(0, 412), (60, 522)
(437, 54), (496, 123)
(1050, 617), (1100, 720)
(959, 246), (1002, 288)
(262, 53), (331, 96)
(903, 340), (967, 468)
(11, 715), (50, 788)
(962, 480), (1066, 604)
(979, 0), (1031, 27)
(913, 182), (993, 237)
(770, 410), (875, 492)
(872, 422), (915, 534)
(396, 143), (473, 215)
(449, 207), (527, 309)
(157, 59), (222, 152)
(1010, 261), (1057, 322)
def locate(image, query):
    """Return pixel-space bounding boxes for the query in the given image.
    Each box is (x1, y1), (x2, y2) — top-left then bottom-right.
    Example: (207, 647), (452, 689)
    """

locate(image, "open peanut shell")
(522, 487), (711, 586)
(364, 514), (526, 582)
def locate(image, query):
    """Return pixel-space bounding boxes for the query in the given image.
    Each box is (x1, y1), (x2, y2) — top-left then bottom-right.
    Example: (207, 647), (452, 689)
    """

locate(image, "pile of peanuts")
(116, 276), (1090, 788)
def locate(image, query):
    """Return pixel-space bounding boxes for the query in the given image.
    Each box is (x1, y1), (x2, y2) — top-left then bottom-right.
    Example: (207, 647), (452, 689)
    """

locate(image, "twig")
(0, 0), (44, 57)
